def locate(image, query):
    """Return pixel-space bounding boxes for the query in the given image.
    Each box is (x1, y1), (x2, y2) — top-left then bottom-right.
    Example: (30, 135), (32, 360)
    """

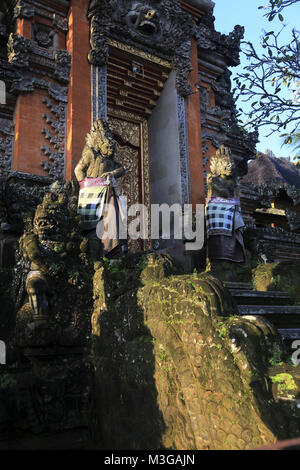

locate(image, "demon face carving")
(125, 2), (161, 37)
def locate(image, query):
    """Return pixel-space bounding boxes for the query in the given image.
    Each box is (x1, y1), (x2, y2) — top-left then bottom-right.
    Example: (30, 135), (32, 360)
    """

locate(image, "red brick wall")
(186, 38), (205, 206)
(66, 0), (91, 180)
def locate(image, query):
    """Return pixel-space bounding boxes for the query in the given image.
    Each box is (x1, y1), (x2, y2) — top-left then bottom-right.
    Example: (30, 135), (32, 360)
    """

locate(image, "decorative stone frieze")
(0, 118), (14, 177)
(41, 96), (67, 180)
(54, 49), (71, 84)
(7, 33), (31, 68)
(13, 0), (35, 20)
(88, 0), (198, 97)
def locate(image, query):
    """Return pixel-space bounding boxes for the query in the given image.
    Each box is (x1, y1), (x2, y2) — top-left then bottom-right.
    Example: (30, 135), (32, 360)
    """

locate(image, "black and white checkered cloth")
(205, 197), (245, 237)
(78, 184), (107, 226)
(205, 202), (235, 237)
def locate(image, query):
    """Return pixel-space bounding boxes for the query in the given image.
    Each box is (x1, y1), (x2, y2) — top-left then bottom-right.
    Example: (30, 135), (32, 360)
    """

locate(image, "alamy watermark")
(0, 81), (6, 105)
(0, 340), (6, 365)
(96, 201), (205, 251)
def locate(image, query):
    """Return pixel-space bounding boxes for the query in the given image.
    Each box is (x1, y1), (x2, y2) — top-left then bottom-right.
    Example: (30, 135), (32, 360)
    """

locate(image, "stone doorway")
(92, 40), (190, 252)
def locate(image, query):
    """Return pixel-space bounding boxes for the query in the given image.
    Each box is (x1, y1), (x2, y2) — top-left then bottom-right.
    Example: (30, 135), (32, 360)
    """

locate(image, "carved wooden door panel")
(108, 116), (149, 252)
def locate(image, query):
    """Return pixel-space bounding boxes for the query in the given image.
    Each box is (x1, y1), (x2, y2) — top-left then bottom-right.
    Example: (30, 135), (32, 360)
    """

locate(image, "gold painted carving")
(108, 110), (151, 251)
(109, 117), (140, 149)
(108, 38), (172, 70)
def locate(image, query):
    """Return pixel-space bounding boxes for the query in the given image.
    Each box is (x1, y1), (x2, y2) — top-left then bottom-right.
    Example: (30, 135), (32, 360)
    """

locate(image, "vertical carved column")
(0, 118), (14, 177)
(91, 64), (107, 123)
(176, 95), (191, 205)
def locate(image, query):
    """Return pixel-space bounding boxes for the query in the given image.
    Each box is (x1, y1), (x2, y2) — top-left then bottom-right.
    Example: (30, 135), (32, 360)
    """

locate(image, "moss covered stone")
(91, 252), (300, 450)
(253, 261), (300, 303)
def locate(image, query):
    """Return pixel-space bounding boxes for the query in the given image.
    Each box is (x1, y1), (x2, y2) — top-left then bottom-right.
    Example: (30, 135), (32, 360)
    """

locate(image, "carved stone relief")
(176, 94), (190, 205)
(7, 33), (31, 68)
(0, 118), (14, 177)
(197, 23), (245, 67)
(88, 0), (197, 97)
(41, 96), (66, 180)
(52, 14), (68, 33)
(33, 23), (56, 49)
(91, 65), (107, 122)
(54, 50), (71, 84)
(7, 31), (71, 86)
(13, 0), (35, 20)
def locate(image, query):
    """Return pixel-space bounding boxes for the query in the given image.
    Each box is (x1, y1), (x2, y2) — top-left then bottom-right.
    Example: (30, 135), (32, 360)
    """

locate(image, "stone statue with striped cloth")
(205, 146), (246, 277)
(74, 119), (126, 260)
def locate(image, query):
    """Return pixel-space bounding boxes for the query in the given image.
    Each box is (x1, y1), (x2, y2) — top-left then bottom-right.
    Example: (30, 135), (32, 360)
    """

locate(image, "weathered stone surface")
(91, 252), (300, 450)
(0, 181), (94, 443)
(253, 261), (300, 304)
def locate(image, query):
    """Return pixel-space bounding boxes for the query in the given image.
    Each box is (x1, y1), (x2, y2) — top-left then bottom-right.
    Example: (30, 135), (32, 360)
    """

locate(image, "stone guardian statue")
(74, 119), (126, 260)
(205, 145), (246, 280)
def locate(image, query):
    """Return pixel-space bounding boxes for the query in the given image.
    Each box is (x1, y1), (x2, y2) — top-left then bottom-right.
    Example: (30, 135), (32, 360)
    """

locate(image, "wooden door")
(108, 114), (150, 252)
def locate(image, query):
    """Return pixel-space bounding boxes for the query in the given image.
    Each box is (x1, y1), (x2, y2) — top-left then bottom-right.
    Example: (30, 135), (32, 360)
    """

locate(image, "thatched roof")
(242, 152), (300, 189)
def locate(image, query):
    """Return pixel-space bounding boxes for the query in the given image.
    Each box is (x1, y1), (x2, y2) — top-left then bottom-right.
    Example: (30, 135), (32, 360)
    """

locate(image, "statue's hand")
(101, 172), (113, 184)
(20, 233), (45, 269)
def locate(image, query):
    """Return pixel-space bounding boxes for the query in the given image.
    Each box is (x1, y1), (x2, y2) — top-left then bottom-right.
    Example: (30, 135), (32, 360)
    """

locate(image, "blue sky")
(213, 0), (299, 158)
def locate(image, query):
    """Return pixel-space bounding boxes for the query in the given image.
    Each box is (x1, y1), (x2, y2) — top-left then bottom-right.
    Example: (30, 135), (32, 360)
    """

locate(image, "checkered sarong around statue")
(77, 177), (118, 227)
(205, 197), (244, 237)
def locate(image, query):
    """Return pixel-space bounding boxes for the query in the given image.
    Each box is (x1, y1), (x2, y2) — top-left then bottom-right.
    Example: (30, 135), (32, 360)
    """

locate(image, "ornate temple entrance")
(91, 40), (190, 252)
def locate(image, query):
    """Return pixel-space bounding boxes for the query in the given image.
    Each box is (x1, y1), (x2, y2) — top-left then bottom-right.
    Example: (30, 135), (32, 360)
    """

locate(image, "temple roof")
(242, 152), (300, 189)
(184, 0), (215, 12)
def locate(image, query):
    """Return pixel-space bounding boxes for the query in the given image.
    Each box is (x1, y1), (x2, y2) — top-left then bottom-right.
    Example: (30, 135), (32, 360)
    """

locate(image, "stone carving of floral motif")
(33, 23), (56, 48)
(54, 50), (71, 84)
(109, 117), (140, 147)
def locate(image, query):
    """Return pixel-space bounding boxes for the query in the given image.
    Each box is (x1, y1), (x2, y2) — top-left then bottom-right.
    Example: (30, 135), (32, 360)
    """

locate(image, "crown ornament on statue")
(209, 145), (235, 178)
(85, 118), (114, 150)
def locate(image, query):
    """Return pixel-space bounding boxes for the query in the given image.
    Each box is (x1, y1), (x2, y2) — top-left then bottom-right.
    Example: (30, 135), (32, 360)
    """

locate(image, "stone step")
(277, 329), (300, 341)
(238, 305), (300, 328)
(224, 282), (253, 291)
(230, 289), (291, 306)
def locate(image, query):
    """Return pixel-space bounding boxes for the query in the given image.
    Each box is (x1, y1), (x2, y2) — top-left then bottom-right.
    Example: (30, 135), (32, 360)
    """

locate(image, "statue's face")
(100, 138), (114, 158)
(211, 175), (235, 198)
(34, 193), (67, 244)
(126, 2), (161, 37)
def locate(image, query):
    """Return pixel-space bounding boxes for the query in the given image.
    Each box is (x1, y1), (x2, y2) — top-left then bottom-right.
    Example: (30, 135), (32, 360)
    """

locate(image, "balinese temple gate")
(0, 0), (258, 260)
(2, 0), (300, 452)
